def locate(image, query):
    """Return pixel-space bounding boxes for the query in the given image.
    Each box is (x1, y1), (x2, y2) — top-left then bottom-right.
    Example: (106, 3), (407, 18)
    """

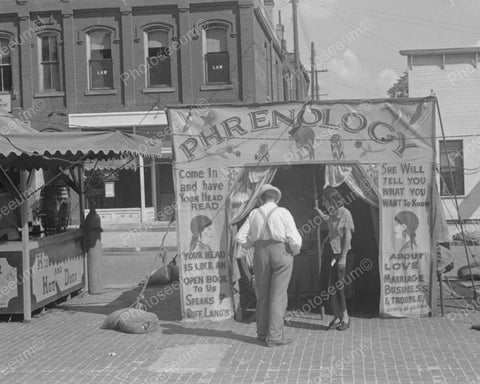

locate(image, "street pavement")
(2, 230), (480, 383)
(2, 269), (480, 383)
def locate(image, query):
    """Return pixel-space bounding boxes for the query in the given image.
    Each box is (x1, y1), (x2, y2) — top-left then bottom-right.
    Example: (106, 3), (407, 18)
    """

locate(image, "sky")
(275, 0), (480, 99)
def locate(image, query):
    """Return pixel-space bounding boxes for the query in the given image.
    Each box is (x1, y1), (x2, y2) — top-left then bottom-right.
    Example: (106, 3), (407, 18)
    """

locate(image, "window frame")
(144, 28), (172, 88)
(86, 28), (114, 91)
(439, 139), (465, 196)
(203, 23), (231, 85)
(0, 36), (13, 93)
(37, 32), (62, 93)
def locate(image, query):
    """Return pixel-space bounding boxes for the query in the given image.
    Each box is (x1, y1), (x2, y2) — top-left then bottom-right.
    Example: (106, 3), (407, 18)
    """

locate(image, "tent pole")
(312, 166), (324, 319)
(20, 170), (31, 322)
(435, 99), (477, 300)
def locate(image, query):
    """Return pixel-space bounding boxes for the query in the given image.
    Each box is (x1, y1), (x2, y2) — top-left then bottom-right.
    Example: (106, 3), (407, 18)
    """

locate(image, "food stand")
(0, 230), (84, 314)
(0, 111), (165, 320)
(168, 96), (450, 321)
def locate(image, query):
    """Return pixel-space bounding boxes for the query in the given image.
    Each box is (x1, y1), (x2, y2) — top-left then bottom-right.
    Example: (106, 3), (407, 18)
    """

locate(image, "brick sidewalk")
(1, 287), (480, 384)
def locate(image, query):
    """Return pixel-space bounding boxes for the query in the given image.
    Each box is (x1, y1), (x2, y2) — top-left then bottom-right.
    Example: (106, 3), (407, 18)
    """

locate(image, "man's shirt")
(235, 202), (302, 255)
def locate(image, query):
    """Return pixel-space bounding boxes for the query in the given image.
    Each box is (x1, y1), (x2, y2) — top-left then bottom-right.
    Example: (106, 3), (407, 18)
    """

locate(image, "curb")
(102, 246), (177, 253)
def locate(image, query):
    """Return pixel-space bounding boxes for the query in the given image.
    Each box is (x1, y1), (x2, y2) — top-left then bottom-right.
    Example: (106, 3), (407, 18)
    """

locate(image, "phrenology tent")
(168, 96), (449, 321)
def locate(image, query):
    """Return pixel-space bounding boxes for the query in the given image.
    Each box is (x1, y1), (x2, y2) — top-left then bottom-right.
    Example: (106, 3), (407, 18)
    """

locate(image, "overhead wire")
(309, 0), (480, 35)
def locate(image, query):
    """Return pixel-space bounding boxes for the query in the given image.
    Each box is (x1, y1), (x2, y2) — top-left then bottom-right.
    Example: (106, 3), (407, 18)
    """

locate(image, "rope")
(131, 220), (174, 310)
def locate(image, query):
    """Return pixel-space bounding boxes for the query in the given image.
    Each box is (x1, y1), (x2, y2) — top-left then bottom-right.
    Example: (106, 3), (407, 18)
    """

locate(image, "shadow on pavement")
(160, 322), (262, 346)
(59, 284), (182, 321)
(285, 320), (328, 331)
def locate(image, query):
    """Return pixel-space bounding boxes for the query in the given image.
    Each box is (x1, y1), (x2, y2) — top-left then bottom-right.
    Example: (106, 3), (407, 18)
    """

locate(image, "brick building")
(0, 0), (308, 224)
(400, 47), (480, 225)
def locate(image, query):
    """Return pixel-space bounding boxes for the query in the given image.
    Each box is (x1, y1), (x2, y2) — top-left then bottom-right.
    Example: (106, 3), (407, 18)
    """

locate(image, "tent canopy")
(0, 111), (165, 169)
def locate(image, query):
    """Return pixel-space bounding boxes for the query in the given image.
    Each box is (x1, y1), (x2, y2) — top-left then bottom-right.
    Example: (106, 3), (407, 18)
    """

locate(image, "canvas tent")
(168, 96), (450, 321)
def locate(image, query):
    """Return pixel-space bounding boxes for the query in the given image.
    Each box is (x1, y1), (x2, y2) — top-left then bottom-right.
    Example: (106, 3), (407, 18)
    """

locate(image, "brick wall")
(0, 0), (306, 131)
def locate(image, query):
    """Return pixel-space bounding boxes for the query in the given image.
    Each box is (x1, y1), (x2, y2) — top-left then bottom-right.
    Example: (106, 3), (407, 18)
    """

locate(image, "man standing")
(236, 184), (302, 347)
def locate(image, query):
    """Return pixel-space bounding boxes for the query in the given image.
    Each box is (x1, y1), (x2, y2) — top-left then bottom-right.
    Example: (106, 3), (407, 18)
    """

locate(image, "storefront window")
(204, 27), (230, 84)
(40, 35), (61, 92)
(440, 140), (464, 196)
(0, 39), (12, 92)
(146, 30), (171, 87)
(88, 30), (113, 90)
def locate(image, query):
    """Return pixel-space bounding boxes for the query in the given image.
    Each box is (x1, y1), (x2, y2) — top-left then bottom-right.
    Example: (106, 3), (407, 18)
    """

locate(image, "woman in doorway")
(315, 186), (355, 331)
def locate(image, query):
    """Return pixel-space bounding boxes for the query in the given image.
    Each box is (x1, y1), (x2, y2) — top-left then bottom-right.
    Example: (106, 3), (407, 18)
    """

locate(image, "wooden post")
(312, 166), (324, 319)
(139, 155), (146, 223)
(151, 158), (158, 220)
(20, 170), (31, 322)
(78, 166), (88, 290)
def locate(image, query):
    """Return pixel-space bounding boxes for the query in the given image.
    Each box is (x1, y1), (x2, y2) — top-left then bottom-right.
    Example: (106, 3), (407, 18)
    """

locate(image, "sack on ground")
(101, 308), (160, 334)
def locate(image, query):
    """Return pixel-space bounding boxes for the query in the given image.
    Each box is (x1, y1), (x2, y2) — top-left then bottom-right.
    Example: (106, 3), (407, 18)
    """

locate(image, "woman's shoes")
(336, 319), (351, 331)
(327, 318), (340, 330)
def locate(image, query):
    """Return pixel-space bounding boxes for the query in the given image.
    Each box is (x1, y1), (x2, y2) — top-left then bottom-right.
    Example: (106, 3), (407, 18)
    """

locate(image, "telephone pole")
(315, 68), (328, 100)
(292, 0), (301, 100)
(310, 42), (315, 101)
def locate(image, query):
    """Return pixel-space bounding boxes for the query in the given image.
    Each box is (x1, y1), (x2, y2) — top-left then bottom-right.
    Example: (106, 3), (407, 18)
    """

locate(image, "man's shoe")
(265, 338), (293, 347)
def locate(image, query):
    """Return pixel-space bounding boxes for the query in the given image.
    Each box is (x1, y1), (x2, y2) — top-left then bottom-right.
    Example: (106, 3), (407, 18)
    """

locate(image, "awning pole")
(435, 99), (477, 300)
(139, 155), (146, 223)
(78, 165), (88, 290)
(151, 158), (158, 220)
(20, 170), (31, 322)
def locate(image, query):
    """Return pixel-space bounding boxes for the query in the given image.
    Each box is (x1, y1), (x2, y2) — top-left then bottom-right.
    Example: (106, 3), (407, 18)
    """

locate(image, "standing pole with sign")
(20, 171), (31, 322)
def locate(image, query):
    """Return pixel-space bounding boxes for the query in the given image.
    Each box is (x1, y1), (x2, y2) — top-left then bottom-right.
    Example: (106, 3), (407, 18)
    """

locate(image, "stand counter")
(0, 229), (85, 314)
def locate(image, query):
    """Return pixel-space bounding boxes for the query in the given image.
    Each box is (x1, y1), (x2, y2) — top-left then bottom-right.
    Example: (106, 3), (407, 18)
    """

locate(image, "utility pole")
(310, 42), (315, 101)
(292, 0), (301, 100)
(315, 68), (328, 100)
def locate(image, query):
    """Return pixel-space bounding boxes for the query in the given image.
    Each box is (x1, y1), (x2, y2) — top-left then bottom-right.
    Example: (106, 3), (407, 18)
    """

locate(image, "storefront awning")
(0, 111), (168, 170)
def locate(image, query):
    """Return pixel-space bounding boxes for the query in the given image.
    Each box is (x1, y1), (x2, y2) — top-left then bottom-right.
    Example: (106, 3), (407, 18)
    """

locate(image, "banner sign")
(379, 162), (433, 316)
(169, 97), (437, 319)
(174, 166), (233, 321)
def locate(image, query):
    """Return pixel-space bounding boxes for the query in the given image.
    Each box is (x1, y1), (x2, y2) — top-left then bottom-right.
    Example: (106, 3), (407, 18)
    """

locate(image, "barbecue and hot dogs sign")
(169, 97), (439, 319)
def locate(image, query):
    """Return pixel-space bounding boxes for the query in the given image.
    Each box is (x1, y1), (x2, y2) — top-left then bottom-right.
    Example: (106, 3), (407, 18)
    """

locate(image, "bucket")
(40, 184), (71, 234)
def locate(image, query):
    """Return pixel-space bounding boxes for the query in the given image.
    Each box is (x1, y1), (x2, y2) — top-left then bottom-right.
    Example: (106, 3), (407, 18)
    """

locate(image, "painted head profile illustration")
(189, 215), (213, 252)
(394, 211), (419, 251)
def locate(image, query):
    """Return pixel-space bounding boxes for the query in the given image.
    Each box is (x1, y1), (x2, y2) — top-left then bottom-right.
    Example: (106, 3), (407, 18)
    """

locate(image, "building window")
(39, 34), (61, 92)
(146, 30), (171, 87)
(440, 140), (464, 196)
(87, 30), (113, 90)
(0, 39), (12, 92)
(204, 26), (230, 84)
